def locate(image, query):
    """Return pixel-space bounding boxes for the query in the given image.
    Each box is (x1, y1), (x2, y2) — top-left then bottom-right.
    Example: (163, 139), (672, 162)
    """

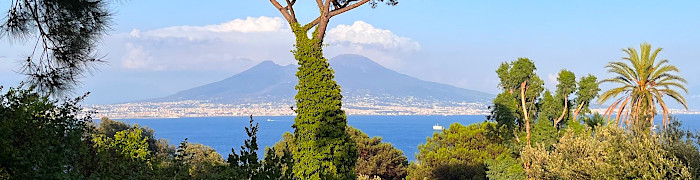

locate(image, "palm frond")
(656, 74), (688, 85)
(659, 89), (689, 109)
(649, 47), (664, 65)
(600, 43), (687, 130)
(598, 86), (629, 104)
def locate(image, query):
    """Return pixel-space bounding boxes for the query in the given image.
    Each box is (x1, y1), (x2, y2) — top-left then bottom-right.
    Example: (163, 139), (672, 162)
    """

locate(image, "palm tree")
(581, 112), (606, 133)
(597, 42), (688, 129)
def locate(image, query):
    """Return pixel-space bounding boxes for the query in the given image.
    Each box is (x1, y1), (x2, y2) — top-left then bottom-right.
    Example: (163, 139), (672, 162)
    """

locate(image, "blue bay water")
(114, 115), (700, 162)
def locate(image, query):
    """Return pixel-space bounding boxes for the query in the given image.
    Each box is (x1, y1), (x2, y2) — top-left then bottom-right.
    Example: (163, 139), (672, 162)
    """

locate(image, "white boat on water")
(433, 124), (444, 131)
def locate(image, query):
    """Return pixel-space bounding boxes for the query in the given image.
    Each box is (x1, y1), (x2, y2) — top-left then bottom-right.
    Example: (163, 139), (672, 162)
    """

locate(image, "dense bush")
(522, 126), (692, 179)
(408, 122), (507, 180)
(0, 87), (292, 179)
(661, 117), (700, 179)
(91, 128), (153, 178)
(273, 126), (408, 180)
(95, 117), (176, 170)
(0, 87), (93, 179)
(484, 153), (525, 180)
(348, 126), (409, 180)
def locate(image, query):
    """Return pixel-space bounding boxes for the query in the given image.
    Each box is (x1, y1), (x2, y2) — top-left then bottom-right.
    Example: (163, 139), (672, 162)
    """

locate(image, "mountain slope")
(154, 61), (297, 103)
(152, 54), (493, 105)
(331, 54), (492, 103)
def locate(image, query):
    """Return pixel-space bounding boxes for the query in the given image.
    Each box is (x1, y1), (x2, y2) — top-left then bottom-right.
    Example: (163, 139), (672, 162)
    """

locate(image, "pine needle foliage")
(2, 0), (112, 95)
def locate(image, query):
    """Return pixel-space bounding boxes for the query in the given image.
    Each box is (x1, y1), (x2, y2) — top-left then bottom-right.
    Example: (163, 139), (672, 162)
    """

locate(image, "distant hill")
(149, 54), (493, 106)
(152, 60), (297, 103)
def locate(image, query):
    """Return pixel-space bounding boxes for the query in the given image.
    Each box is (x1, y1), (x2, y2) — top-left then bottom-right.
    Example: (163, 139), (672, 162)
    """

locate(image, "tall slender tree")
(553, 70), (576, 128)
(268, 1), (397, 179)
(496, 58), (543, 147)
(572, 75), (600, 121)
(494, 58), (543, 179)
(598, 42), (688, 129)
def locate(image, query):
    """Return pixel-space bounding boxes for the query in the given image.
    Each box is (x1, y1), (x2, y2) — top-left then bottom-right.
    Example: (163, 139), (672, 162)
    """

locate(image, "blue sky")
(1, 0), (700, 109)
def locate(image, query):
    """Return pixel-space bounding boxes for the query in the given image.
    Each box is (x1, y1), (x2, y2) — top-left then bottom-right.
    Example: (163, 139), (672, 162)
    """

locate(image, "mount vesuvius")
(149, 54), (493, 107)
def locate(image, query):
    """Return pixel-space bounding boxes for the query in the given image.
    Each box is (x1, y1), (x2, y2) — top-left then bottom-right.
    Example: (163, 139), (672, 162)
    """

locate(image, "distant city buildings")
(88, 95), (491, 119)
(89, 98), (700, 119)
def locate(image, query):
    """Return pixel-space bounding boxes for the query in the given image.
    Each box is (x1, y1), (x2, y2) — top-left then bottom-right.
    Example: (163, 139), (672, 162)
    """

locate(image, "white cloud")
(326, 21), (420, 52)
(122, 43), (160, 70)
(323, 21), (422, 69)
(133, 16), (290, 42)
(201, 16), (288, 33)
(547, 73), (558, 83)
(147, 16), (288, 35)
(112, 16), (295, 71)
(129, 29), (141, 38)
(109, 17), (420, 72)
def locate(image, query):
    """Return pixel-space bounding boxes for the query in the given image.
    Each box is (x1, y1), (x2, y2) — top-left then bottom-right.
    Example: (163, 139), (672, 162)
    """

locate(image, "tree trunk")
(521, 81), (532, 179)
(554, 95), (568, 128)
(572, 102), (585, 122)
(315, 0), (332, 41)
(520, 81), (530, 147)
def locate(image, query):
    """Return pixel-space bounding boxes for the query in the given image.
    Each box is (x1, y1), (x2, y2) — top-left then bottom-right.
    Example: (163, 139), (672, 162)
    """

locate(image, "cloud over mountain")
(326, 21), (421, 52)
(110, 16), (420, 72)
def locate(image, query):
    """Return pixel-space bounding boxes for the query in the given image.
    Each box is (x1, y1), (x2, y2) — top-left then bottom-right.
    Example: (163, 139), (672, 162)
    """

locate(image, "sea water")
(113, 115), (700, 161)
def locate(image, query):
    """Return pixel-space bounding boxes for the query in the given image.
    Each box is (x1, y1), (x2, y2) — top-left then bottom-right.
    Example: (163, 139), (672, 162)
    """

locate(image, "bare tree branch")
(316, 0), (324, 10)
(331, 0), (370, 16)
(285, 0), (296, 23)
(303, 17), (321, 32)
(269, 0), (294, 24)
(303, 0), (371, 34)
(315, 0), (333, 40)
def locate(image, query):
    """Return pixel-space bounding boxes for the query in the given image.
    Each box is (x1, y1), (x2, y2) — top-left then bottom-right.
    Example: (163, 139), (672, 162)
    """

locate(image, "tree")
(227, 115), (292, 180)
(0, 86), (93, 179)
(598, 42), (688, 130)
(268, 0), (397, 179)
(553, 70), (576, 128)
(1, 0), (112, 95)
(93, 117), (191, 178)
(489, 92), (519, 130)
(95, 117), (167, 158)
(91, 128), (153, 179)
(408, 122), (507, 180)
(484, 154), (526, 180)
(495, 58), (543, 147)
(227, 116), (263, 179)
(347, 126), (408, 180)
(172, 138), (192, 179)
(572, 75), (600, 121)
(530, 112), (559, 150)
(581, 112), (605, 133)
(179, 143), (225, 179)
(170, 138), (227, 180)
(537, 91), (560, 126)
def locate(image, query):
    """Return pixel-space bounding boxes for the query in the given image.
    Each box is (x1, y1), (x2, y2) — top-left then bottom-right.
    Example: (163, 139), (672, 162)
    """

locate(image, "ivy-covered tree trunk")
(290, 24), (357, 180)
(268, 1), (397, 179)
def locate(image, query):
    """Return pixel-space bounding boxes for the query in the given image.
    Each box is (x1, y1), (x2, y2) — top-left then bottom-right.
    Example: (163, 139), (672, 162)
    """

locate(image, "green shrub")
(408, 122), (506, 180)
(661, 117), (700, 179)
(273, 126), (408, 180)
(0, 87), (93, 179)
(523, 126), (692, 179)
